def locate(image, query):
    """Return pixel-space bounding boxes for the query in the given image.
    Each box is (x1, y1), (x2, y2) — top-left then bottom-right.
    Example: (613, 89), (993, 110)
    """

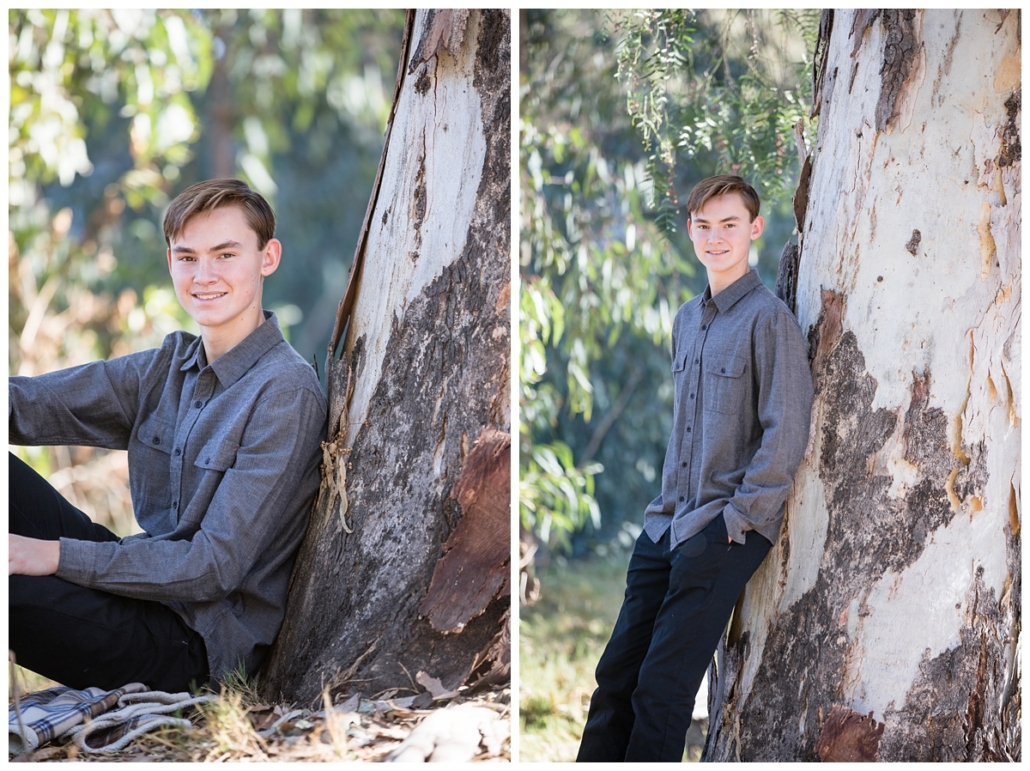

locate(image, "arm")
(54, 385), (327, 602)
(9, 347), (168, 449)
(722, 310), (814, 543)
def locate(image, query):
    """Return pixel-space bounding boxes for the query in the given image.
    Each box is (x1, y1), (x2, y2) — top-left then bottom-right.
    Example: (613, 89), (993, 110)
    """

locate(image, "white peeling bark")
(706, 9), (1020, 762)
(343, 10), (488, 448)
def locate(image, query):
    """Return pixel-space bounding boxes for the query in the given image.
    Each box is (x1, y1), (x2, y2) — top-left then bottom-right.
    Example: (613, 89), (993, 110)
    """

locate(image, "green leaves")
(520, 11), (696, 550)
(10, 10), (213, 203)
(520, 442), (602, 551)
(612, 9), (819, 230)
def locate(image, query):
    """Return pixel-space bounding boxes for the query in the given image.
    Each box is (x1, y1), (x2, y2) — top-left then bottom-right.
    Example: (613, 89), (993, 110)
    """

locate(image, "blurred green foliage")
(520, 9), (817, 557)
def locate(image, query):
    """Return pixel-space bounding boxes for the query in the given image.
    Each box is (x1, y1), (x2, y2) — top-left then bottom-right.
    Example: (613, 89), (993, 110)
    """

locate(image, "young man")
(577, 175), (814, 762)
(9, 179), (327, 693)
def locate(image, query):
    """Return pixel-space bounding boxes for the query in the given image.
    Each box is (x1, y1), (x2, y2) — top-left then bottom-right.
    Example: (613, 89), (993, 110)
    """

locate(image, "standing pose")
(577, 175), (814, 762)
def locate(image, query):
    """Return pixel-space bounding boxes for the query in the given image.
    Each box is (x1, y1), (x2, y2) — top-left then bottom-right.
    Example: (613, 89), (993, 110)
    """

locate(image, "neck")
(707, 266), (749, 297)
(201, 309), (266, 363)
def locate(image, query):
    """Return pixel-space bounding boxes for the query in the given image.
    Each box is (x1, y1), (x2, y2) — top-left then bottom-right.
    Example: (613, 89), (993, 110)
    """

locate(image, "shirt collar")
(179, 311), (285, 387)
(704, 269), (763, 314)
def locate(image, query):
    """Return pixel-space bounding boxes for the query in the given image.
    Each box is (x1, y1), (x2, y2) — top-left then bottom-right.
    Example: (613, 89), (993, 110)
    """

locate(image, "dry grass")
(519, 555), (628, 761)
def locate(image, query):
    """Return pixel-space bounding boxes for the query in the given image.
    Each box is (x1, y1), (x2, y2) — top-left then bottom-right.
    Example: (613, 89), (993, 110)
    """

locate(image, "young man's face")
(687, 192), (764, 292)
(167, 205), (281, 356)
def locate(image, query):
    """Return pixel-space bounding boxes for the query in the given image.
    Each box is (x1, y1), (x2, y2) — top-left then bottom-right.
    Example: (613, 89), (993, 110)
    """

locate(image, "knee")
(9, 451), (39, 488)
(8, 452), (46, 523)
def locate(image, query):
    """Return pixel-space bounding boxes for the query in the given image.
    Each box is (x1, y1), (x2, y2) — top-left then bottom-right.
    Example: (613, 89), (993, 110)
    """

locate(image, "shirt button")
(172, 500), (178, 509)
(690, 393), (695, 399)
(194, 400), (203, 408)
(152, 437), (160, 445)
(174, 448), (181, 456)
(679, 496), (685, 502)
(204, 457), (211, 464)
(721, 367), (726, 374)
(686, 426), (691, 432)
(694, 358), (699, 364)
(701, 324), (707, 330)
(681, 462), (687, 467)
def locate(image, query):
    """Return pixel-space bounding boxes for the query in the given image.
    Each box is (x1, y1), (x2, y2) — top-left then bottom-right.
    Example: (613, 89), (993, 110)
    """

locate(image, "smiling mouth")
(193, 292), (227, 300)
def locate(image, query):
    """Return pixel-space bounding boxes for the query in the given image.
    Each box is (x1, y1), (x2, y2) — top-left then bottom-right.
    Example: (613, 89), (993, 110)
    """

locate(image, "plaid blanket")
(9, 684), (216, 754)
(9, 683), (148, 754)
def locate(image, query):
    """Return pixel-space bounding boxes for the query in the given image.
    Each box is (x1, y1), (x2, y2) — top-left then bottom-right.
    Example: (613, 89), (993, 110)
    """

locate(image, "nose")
(195, 258), (218, 284)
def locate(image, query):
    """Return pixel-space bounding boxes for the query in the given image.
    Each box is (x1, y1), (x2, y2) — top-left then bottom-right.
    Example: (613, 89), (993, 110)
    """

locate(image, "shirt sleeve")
(9, 353), (153, 450)
(722, 310), (814, 543)
(54, 385), (327, 602)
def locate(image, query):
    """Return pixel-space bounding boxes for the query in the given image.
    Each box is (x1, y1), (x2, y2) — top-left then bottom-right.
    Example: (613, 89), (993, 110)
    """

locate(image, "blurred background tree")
(519, 8), (818, 760)
(9, 9), (405, 535)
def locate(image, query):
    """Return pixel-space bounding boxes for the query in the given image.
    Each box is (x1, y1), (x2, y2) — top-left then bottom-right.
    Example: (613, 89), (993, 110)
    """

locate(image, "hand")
(9, 535), (60, 576)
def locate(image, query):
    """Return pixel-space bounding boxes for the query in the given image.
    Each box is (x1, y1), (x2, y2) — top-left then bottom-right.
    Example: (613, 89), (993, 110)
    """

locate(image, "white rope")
(70, 692), (217, 753)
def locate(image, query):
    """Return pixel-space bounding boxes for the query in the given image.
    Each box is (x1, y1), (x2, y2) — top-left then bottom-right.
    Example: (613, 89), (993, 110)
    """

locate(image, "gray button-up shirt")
(644, 269), (813, 549)
(10, 312), (327, 681)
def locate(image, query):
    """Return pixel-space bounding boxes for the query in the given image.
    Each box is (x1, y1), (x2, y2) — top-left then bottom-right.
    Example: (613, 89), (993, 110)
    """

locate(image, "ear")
(687, 218), (694, 239)
(750, 215), (765, 240)
(166, 247), (173, 272)
(261, 238), (282, 277)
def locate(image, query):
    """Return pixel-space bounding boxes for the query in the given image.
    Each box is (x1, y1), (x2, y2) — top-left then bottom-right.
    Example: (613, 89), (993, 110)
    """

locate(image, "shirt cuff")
(55, 537), (98, 586)
(723, 502), (747, 544)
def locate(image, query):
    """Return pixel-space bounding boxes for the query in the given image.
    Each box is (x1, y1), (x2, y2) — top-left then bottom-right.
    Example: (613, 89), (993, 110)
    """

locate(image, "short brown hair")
(686, 175), (761, 222)
(163, 179), (276, 248)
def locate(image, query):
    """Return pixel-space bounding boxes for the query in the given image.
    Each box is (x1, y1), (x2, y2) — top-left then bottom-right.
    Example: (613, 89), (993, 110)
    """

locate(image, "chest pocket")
(671, 350), (688, 373)
(704, 354), (748, 414)
(194, 436), (240, 472)
(132, 413), (175, 515)
(136, 414), (174, 455)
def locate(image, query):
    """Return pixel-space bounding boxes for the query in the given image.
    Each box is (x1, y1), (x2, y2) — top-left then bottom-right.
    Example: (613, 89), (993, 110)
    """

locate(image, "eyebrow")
(171, 240), (244, 254)
(692, 215), (741, 224)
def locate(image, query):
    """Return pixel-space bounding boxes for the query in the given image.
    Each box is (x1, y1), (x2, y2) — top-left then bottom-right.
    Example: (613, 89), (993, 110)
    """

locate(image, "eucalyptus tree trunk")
(261, 9), (511, 706)
(705, 9), (1020, 761)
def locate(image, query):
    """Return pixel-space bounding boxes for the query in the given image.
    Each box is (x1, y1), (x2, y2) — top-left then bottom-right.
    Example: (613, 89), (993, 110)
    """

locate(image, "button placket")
(172, 370), (214, 521)
(678, 306), (716, 511)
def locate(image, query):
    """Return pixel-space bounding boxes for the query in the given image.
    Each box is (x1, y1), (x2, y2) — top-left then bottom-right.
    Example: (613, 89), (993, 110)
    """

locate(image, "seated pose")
(577, 175), (814, 762)
(9, 179), (327, 693)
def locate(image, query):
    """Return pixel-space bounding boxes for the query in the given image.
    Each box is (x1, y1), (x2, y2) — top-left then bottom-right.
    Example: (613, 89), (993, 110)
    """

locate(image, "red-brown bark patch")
(815, 704), (885, 761)
(420, 428), (511, 634)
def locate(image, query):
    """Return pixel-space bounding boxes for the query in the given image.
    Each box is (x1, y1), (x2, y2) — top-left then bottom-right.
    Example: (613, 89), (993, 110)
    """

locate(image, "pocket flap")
(195, 437), (240, 471)
(672, 350), (689, 372)
(136, 414), (175, 454)
(706, 355), (747, 378)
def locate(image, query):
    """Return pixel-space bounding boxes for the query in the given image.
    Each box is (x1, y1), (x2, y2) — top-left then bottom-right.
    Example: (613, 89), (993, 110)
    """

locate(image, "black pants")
(577, 515), (772, 762)
(9, 453), (209, 693)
